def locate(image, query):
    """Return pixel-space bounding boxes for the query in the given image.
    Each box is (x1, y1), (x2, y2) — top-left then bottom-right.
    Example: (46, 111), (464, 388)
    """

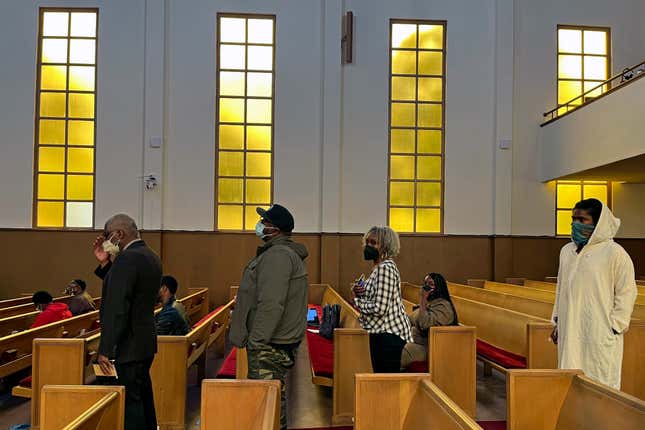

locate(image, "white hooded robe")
(552, 203), (637, 389)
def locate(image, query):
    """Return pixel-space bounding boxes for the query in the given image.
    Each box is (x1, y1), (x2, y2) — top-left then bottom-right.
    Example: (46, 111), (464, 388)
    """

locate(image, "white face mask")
(102, 234), (121, 257)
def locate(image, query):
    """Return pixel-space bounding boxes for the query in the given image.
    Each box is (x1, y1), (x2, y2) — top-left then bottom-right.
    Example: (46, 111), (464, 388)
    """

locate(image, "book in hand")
(93, 362), (118, 378)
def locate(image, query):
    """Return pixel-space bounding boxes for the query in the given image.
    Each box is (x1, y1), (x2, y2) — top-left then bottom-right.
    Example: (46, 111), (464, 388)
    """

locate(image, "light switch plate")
(150, 136), (162, 148)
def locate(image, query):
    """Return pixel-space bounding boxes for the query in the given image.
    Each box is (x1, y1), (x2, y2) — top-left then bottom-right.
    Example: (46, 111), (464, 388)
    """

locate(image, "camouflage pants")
(247, 343), (297, 430)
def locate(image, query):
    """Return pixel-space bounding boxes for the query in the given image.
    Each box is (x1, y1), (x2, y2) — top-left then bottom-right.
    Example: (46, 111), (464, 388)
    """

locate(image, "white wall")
(613, 183), (645, 238)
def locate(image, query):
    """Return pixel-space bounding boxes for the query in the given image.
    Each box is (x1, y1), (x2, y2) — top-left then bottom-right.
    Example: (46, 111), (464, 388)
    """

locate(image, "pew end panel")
(526, 322), (557, 369)
(40, 385), (124, 430)
(622, 320), (645, 400)
(332, 328), (372, 426)
(201, 379), (280, 430)
(236, 347), (248, 379)
(150, 336), (189, 430)
(429, 326), (477, 417)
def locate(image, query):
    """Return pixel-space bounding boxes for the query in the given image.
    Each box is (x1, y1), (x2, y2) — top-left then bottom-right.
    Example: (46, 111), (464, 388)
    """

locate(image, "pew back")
(40, 385), (124, 430)
(0, 295), (76, 319)
(0, 295), (33, 309)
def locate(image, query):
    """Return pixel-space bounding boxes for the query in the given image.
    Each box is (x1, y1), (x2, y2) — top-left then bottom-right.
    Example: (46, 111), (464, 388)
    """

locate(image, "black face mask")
(363, 245), (379, 261)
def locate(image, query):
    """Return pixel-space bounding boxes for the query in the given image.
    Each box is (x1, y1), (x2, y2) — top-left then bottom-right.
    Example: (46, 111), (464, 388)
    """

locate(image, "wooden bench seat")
(40, 385), (125, 430)
(507, 370), (645, 430)
(355, 374), (482, 430)
(0, 295), (79, 319)
(0, 295), (36, 309)
(200, 380), (280, 430)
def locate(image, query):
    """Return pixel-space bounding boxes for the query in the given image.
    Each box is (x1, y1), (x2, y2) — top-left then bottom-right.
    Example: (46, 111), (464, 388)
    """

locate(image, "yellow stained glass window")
(35, 9), (97, 228)
(216, 15), (275, 230)
(389, 20), (445, 233)
(555, 181), (609, 236)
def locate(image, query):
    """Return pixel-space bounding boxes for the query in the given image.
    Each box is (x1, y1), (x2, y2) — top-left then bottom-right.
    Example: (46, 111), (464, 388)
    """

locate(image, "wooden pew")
(354, 374), (482, 430)
(40, 385), (125, 430)
(0, 295), (35, 309)
(200, 380), (280, 430)
(507, 369), (645, 430)
(525, 279), (645, 302)
(181, 287), (210, 325)
(0, 295), (77, 319)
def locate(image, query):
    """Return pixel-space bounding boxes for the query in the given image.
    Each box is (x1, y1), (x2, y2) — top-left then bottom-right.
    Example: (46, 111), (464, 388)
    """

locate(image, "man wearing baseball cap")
(230, 204), (309, 430)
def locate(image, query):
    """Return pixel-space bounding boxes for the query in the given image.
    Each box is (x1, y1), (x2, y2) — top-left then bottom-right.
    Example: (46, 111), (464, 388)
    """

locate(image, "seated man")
(161, 275), (188, 324)
(155, 278), (190, 336)
(401, 273), (459, 369)
(66, 279), (96, 316)
(31, 291), (73, 328)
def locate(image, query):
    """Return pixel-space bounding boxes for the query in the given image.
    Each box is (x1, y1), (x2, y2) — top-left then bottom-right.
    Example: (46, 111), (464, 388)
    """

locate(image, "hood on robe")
(586, 202), (620, 247)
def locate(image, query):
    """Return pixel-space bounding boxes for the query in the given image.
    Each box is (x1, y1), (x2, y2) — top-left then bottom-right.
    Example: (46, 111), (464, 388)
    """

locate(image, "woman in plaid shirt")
(352, 226), (413, 372)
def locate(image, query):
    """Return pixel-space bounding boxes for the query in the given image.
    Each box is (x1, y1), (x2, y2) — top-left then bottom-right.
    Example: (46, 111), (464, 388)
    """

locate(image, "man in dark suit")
(93, 213), (161, 430)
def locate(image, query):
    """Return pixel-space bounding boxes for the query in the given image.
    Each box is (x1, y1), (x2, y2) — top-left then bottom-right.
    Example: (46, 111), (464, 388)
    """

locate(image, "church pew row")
(354, 374), (482, 430)
(0, 295), (79, 319)
(0, 297), (103, 337)
(0, 295), (36, 309)
(507, 369), (645, 430)
(525, 279), (645, 305)
(220, 284), (476, 425)
(200, 380), (280, 430)
(40, 385), (125, 430)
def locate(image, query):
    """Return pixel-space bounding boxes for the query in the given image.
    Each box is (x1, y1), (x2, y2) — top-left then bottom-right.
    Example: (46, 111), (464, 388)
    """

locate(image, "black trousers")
(114, 357), (157, 430)
(369, 332), (406, 373)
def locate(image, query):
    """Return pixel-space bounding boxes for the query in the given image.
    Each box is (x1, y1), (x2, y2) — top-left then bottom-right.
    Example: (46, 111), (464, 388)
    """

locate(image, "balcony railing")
(542, 59), (645, 126)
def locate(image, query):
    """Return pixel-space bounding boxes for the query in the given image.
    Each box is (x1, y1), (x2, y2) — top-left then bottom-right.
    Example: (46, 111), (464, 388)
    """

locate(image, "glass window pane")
(557, 210), (572, 236)
(583, 31), (606, 55)
(40, 92), (66, 117)
(218, 178), (243, 203)
(583, 184), (607, 203)
(391, 103), (415, 127)
(39, 120), (66, 145)
(245, 206), (267, 230)
(218, 205), (243, 230)
(38, 174), (65, 199)
(67, 147), (94, 173)
(246, 152), (271, 177)
(392, 24), (417, 49)
(557, 183), (581, 208)
(248, 19), (273, 44)
(418, 103), (442, 128)
(70, 12), (96, 37)
(418, 77), (442, 101)
(247, 126), (271, 150)
(558, 81), (582, 105)
(390, 208), (414, 233)
(39, 147), (65, 172)
(583, 81), (606, 98)
(417, 182), (441, 206)
(418, 130), (441, 153)
(247, 99), (272, 124)
(247, 72), (272, 97)
(584, 56), (606, 80)
(417, 156), (442, 180)
(246, 179), (271, 204)
(390, 155), (415, 180)
(418, 51), (442, 75)
(391, 76), (416, 101)
(69, 39), (96, 64)
(392, 50), (416, 75)
(68, 121), (94, 146)
(219, 125), (244, 150)
(219, 71), (245, 96)
(247, 46), (273, 71)
(218, 151), (244, 176)
(67, 175), (94, 200)
(69, 66), (95, 91)
(220, 45), (246, 69)
(418, 25), (443, 49)
(220, 17), (246, 43)
(66, 202), (93, 228)
(416, 208), (441, 232)
(43, 12), (69, 37)
(558, 29), (582, 53)
(219, 98), (245, 123)
(69, 93), (95, 118)
(558, 55), (582, 79)
(390, 129), (415, 153)
(42, 39), (68, 63)
(390, 182), (414, 206)
(37, 201), (64, 227)
(41, 65), (67, 90)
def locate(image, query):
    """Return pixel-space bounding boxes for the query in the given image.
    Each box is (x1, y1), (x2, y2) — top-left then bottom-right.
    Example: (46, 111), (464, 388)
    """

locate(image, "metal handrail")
(543, 59), (645, 124)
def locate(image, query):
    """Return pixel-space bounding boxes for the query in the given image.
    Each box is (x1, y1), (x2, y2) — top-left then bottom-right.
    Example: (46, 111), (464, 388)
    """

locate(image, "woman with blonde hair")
(352, 226), (412, 372)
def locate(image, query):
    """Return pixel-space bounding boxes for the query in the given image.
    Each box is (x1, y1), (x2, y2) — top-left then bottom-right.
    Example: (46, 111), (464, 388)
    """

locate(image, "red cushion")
(19, 376), (32, 388)
(477, 421), (506, 430)
(405, 361), (428, 373)
(306, 330), (334, 378)
(476, 340), (526, 369)
(89, 320), (101, 331)
(192, 306), (224, 329)
(216, 348), (237, 378)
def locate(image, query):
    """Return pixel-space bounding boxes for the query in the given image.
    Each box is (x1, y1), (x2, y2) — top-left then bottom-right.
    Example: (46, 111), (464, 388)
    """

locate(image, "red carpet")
(478, 420), (507, 430)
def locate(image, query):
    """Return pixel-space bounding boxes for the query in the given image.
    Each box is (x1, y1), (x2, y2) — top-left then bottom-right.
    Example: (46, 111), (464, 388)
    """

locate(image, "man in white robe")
(551, 199), (637, 389)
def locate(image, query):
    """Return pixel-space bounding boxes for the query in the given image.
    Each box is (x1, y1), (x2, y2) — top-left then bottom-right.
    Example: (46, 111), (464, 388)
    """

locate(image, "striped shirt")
(354, 259), (413, 343)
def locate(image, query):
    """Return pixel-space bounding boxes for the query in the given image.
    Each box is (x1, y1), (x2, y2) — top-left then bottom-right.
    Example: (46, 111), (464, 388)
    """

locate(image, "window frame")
(555, 180), (612, 237)
(32, 7), (99, 230)
(387, 18), (447, 235)
(214, 12), (276, 232)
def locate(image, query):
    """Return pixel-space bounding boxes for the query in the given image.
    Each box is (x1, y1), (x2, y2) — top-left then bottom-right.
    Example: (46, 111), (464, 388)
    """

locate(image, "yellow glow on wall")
(555, 181), (609, 235)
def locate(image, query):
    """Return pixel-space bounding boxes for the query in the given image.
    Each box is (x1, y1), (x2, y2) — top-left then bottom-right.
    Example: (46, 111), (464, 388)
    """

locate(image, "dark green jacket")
(230, 235), (309, 348)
